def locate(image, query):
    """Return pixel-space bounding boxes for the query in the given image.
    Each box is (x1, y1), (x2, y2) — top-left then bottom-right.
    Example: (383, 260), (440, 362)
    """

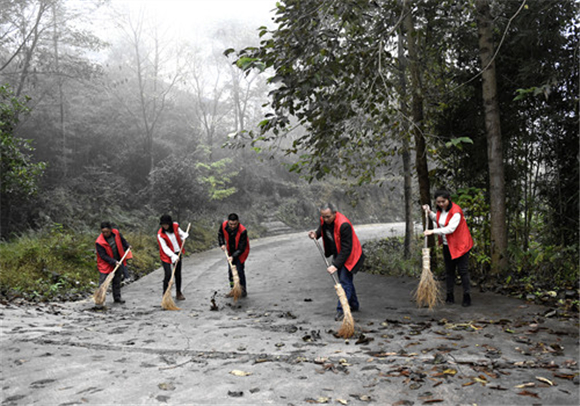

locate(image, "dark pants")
(443, 245), (471, 295)
(336, 265), (359, 312)
(162, 260), (182, 294)
(228, 257), (247, 292)
(99, 266), (125, 301)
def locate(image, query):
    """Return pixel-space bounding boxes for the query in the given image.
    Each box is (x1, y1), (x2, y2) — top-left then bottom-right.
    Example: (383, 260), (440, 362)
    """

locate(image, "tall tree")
(475, 0), (508, 273)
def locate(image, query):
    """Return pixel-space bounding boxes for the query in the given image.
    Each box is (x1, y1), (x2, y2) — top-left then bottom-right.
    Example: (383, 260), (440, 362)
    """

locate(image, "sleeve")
(232, 230), (248, 258)
(218, 225), (225, 246)
(332, 223), (353, 269)
(178, 227), (188, 241)
(157, 234), (176, 259)
(96, 243), (117, 266)
(432, 213), (461, 235)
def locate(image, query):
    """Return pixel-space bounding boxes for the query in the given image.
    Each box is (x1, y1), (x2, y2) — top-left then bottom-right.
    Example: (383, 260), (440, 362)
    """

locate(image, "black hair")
(160, 214), (173, 225)
(228, 213), (239, 221)
(100, 221), (112, 230)
(433, 189), (453, 212)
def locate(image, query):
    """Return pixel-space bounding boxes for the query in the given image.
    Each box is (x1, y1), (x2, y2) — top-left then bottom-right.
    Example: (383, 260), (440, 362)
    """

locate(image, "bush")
(361, 237), (423, 278)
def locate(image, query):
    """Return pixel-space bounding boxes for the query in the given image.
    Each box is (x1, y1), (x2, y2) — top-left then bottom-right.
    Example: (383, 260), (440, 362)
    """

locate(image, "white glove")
(171, 254), (179, 264)
(182, 232), (189, 240)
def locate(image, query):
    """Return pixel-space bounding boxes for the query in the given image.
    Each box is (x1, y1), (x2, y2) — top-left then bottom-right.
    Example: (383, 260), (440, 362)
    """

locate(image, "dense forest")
(0, 0), (578, 304)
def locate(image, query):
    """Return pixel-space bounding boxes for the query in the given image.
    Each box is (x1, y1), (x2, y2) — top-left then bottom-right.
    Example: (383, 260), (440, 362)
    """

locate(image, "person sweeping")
(218, 213), (250, 298)
(95, 222), (132, 305)
(157, 215), (189, 301)
(423, 189), (474, 307)
(308, 203), (365, 324)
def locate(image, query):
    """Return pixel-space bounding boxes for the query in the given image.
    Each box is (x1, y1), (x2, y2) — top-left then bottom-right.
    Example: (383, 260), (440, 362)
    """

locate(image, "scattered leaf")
(337, 399), (348, 405)
(515, 382), (535, 389)
(517, 390), (540, 399)
(230, 370), (252, 377)
(536, 376), (554, 386)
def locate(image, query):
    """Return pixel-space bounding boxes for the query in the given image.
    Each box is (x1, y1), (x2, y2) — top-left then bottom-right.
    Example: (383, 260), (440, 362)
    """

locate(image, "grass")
(0, 222), (217, 302)
(361, 236), (424, 278)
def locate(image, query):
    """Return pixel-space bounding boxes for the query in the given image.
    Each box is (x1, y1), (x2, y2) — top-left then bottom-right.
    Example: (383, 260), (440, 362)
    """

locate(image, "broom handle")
(109, 247), (132, 277)
(424, 208), (429, 249)
(313, 238), (341, 285)
(169, 223), (191, 277)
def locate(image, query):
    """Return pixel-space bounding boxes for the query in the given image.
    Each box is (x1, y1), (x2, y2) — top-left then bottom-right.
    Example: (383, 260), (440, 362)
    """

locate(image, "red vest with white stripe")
(222, 221), (250, 264)
(436, 203), (473, 260)
(157, 223), (184, 263)
(96, 229), (127, 274)
(320, 212), (363, 272)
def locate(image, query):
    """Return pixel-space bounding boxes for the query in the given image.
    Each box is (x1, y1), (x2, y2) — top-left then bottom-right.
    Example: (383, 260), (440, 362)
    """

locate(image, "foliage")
(0, 84), (46, 239)
(361, 237), (422, 278)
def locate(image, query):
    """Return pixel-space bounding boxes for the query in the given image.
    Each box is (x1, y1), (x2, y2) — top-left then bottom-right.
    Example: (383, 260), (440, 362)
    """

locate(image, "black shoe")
(462, 293), (471, 307)
(445, 293), (454, 304)
(242, 290), (247, 298)
(114, 299), (126, 304)
(334, 311), (344, 321)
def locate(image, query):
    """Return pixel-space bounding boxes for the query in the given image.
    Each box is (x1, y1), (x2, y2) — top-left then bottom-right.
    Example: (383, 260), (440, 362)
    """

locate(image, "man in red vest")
(95, 221), (131, 304)
(308, 203), (365, 321)
(218, 213), (250, 297)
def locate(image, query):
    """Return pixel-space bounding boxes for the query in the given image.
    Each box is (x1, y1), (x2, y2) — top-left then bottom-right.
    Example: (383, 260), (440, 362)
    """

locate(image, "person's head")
(433, 190), (452, 211)
(100, 221), (112, 237)
(319, 202), (337, 225)
(227, 213), (239, 230)
(159, 214), (173, 232)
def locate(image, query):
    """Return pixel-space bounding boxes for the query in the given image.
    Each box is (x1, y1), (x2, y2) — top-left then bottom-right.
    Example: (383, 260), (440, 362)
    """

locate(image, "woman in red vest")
(95, 221), (131, 304)
(218, 213), (250, 297)
(308, 203), (365, 321)
(157, 215), (189, 300)
(423, 190), (474, 307)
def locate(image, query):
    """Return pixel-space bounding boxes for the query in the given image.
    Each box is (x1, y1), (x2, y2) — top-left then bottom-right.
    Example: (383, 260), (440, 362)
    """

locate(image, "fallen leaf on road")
(230, 370), (252, 377)
(423, 399), (444, 404)
(536, 376), (555, 386)
(553, 373), (575, 380)
(336, 399), (348, 405)
(443, 369), (457, 376)
(517, 390), (540, 398)
(349, 394), (371, 401)
(228, 391), (243, 397)
(515, 382), (535, 389)
(393, 401), (413, 406)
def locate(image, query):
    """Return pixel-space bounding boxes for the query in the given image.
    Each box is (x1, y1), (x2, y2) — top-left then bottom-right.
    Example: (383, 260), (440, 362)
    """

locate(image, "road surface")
(1, 223), (578, 405)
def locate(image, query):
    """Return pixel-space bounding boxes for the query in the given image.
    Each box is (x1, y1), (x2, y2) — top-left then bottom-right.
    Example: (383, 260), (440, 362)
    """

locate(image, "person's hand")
(422, 204), (430, 213)
(220, 245), (226, 251)
(116, 261), (121, 267)
(308, 230), (316, 239)
(423, 230), (434, 236)
(182, 232), (189, 239)
(327, 265), (337, 274)
(171, 254), (179, 264)
(228, 256), (233, 263)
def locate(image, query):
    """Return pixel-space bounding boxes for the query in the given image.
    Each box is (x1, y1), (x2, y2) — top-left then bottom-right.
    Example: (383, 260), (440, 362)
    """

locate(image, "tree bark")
(403, 8), (431, 236)
(475, 0), (508, 273)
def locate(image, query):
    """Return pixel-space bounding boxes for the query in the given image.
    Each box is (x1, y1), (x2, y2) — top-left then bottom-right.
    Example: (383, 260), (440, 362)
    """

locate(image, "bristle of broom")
(161, 280), (180, 310)
(413, 248), (442, 310)
(229, 263), (242, 302)
(93, 271), (115, 306)
(334, 283), (355, 338)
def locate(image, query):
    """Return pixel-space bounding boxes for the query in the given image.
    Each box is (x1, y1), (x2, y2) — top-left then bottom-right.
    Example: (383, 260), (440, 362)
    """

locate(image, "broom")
(313, 239), (355, 339)
(224, 250), (243, 302)
(93, 248), (132, 306)
(161, 223), (191, 311)
(413, 208), (442, 309)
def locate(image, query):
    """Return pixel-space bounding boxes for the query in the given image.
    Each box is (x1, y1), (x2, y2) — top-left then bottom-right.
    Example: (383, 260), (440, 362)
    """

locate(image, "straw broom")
(314, 239), (355, 339)
(93, 248), (132, 306)
(224, 250), (243, 302)
(161, 223), (191, 311)
(413, 209), (442, 309)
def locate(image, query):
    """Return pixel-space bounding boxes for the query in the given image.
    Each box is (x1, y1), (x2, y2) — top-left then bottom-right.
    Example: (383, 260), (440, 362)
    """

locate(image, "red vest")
(95, 229), (127, 274)
(157, 223), (184, 263)
(436, 203), (473, 260)
(320, 212), (363, 272)
(222, 221), (250, 263)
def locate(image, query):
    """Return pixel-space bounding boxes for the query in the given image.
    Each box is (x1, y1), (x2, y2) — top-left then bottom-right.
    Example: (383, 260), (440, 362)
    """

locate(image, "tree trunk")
(476, 0), (508, 274)
(397, 28), (414, 259)
(403, 8), (431, 237)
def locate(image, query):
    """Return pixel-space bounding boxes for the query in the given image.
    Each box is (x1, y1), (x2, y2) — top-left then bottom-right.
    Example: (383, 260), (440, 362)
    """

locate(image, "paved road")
(1, 223), (578, 405)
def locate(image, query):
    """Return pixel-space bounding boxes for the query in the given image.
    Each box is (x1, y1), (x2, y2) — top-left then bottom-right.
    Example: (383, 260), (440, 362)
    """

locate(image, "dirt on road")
(1, 224), (578, 405)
